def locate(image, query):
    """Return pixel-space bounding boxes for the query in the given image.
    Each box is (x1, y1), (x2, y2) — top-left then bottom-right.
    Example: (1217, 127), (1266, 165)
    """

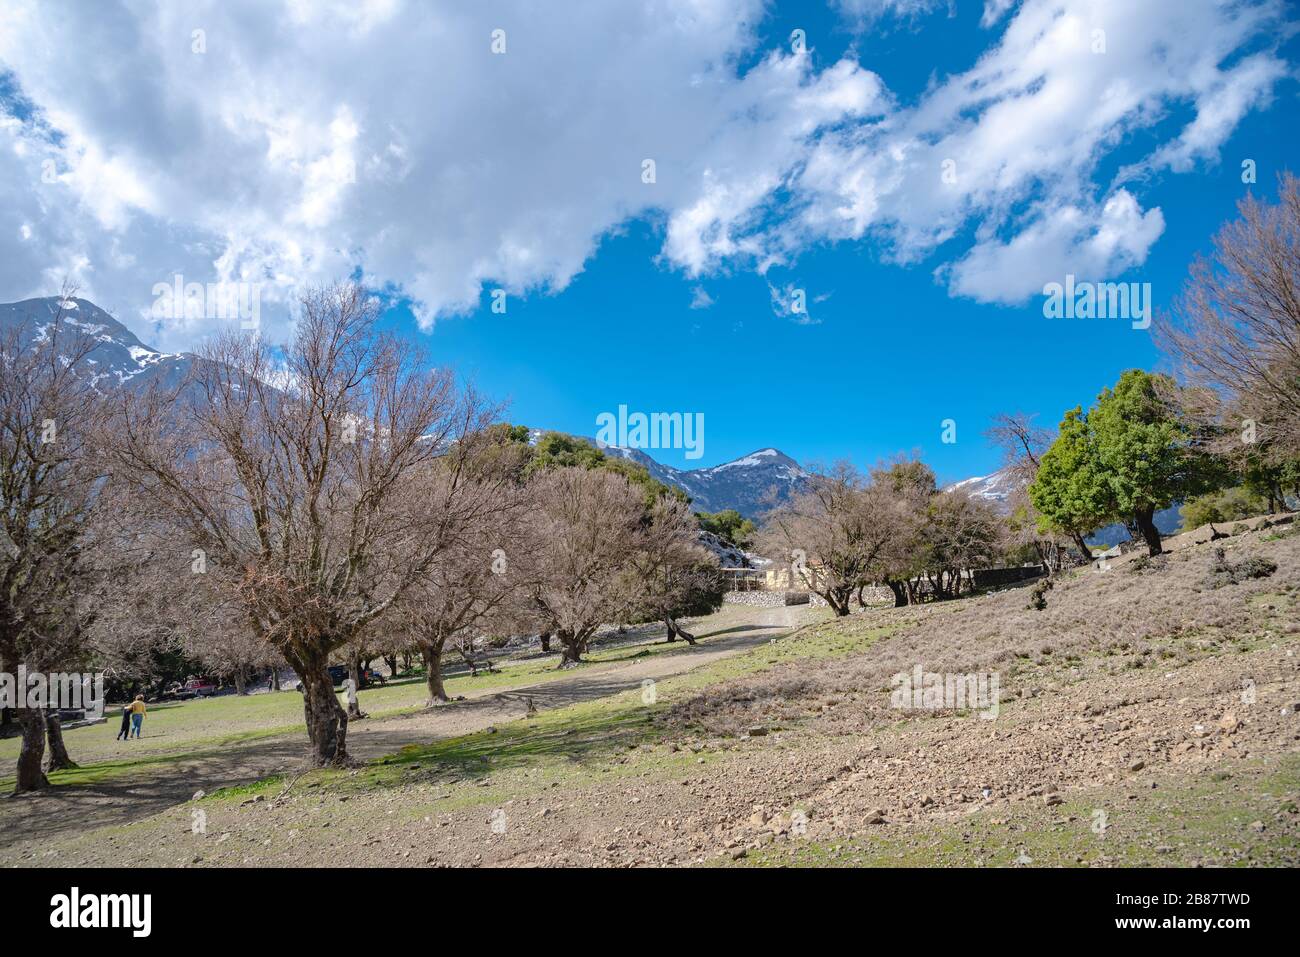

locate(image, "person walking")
(129, 694), (147, 739)
(115, 702), (132, 741)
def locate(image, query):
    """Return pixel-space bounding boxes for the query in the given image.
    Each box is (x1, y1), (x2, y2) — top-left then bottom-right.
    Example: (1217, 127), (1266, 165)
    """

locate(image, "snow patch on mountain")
(2, 296), (196, 392)
(945, 468), (1019, 506)
(946, 465), (1184, 546)
(525, 425), (808, 518)
(697, 530), (758, 568)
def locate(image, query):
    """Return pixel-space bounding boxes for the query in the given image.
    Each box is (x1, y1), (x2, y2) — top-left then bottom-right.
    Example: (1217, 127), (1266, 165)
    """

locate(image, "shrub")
(1207, 547), (1278, 588)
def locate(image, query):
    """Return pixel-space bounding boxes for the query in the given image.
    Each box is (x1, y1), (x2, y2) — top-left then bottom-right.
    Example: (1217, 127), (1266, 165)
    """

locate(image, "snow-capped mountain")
(585, 439), (809, 517)
(945, 467), (1019, 508)
(526, 428), (809, 516)
(0, 296), (196, 392)
(946, 465), (1183, 544)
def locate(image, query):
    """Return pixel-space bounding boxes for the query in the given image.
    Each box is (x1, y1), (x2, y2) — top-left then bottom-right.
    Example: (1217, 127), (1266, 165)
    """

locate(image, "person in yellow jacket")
(129, 695), (146, 739)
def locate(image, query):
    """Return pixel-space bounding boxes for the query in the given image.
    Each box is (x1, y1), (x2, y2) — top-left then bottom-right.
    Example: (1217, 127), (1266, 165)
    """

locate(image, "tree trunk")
(233, 667), (247, 696)
(44, 710), (77, 771)
(539, 632), (552, 654)
(287, 649), (349, 767)
(271, 669), (281, 692)
(821, 590), (850, 617)
(665, 615), (695, 645)
(14, 707), (49, 793)
(1133, 507), (1163, 556)
(1032, 541), (1055, 576)
(384, 655), (398, 678)
(885, 580), (907, 607)
(1070, 530), (1093, 563)
(421, 642), (448, 705)
(557, 630), (584, 667)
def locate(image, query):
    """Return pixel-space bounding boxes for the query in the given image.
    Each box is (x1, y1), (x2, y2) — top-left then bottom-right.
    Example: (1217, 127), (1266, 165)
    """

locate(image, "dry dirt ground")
(5, 521), (1298, 868)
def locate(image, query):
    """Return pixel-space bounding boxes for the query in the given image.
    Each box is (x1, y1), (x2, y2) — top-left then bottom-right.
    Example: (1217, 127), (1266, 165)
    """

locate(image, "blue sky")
(2, 0), (1297, 485)
(371, 2), (1300, 484)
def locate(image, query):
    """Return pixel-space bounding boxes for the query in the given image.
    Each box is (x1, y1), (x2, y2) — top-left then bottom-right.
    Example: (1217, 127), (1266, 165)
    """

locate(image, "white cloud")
(689, 286), (714, 309)
(663, 0), (1288, 302)
(946, 190), (1165, 304)
(833, 0), (951, 23)
(0, 0), (1289, 349)
(1139, 52), (1287, 175)
(980, 0), (1019, 28)
(0, 0), (791, 347)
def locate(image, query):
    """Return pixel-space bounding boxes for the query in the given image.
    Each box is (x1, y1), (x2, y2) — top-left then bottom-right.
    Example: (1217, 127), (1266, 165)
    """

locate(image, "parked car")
(183, 677), (219, 698)
(326, 665), (387, 689)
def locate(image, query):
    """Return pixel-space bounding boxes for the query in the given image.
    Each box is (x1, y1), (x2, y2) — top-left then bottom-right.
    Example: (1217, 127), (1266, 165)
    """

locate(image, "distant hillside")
(526, 428), (810, 518)
(945, 466), (1183, 546)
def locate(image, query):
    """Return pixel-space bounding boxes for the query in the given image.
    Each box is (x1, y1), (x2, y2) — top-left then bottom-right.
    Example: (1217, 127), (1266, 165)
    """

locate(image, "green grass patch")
(219, 612), (895, 811)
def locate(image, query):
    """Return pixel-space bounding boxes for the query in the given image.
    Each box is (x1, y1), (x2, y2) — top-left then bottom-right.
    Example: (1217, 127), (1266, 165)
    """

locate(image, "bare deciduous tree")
(985, 412), (1082, 567)
(916, 491), (1004, 599)
(759, 463), (896, 617)
(527, 467), (648, 666)
(0, 290), (107, 791)
(628, 497), (722, 644)
(1159, 172), (1300, 460)
(105, 282), (482, 766)
(395, 450), (525, 704)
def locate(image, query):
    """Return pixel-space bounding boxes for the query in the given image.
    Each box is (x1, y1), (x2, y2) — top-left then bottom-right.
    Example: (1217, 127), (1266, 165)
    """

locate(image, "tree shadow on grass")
(368, 705), (654, 789)
(0, 611), (795, 858)
(0, 734), (311, 854)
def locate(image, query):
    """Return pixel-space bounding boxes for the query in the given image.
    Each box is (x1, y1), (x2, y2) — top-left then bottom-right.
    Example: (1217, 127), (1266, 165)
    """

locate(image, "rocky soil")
(6, 524), (1298, 868)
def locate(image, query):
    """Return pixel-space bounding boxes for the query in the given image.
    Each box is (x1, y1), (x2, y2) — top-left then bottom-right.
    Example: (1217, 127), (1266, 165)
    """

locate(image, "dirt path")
(0, 605), (811, 854)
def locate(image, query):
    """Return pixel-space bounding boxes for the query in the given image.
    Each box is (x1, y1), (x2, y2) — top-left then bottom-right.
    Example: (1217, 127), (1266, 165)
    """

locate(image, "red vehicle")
(181, 677), (219, 699)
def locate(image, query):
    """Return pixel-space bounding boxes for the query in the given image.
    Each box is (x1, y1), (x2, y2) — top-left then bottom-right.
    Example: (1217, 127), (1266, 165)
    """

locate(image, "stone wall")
(723, 589), (810, 607)
(807, 587), (894, 609)
(969, 565), (1046, 589)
